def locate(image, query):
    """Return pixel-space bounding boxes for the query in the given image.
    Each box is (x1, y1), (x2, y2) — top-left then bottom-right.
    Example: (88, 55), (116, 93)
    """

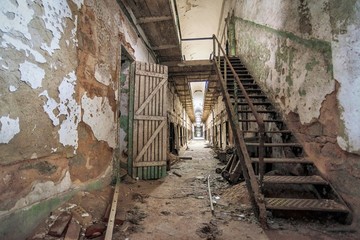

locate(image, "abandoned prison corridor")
(29, 140), (357, 240)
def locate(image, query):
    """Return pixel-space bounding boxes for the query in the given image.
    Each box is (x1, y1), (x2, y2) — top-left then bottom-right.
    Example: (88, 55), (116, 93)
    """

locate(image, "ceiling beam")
(153, 45), (179, 50)
(137, 16), (172, 24)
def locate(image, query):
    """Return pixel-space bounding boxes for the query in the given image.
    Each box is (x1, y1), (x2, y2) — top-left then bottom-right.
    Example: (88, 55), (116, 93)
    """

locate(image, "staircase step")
(238, 110), (277, 114)
(238, 94), (267, 98)
(263, 175), (327, 185)
(251, 157), (312, 164)
(237, 102), (272, 106)
(245, 142), (301, 147)
(265, 198), (349, 213)
(239, 119), (283, 123)
(242, 130), (292, 134)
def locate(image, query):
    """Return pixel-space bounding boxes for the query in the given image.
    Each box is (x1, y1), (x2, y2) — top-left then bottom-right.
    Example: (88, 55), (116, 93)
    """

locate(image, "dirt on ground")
(28, 140), (359, 240)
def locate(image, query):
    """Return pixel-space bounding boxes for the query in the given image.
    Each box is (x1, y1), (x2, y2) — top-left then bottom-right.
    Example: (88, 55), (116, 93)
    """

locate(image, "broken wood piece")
(173, 171), (182, 177)
(207, 175), (215, 216)
(103, 204), (126, 225)
(64, 219), (81, 240)
(179, 156), (192, 160)
(104, 181), (120, 240)
(48, 212), (72, 237)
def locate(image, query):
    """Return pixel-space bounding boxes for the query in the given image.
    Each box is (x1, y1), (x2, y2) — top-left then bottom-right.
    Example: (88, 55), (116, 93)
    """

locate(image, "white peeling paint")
(39, 72), (80, 150)
(0, 115), (20, 144)
(19, 61), (45, 89)
(1, 34), (46, 63)
(81, 93), (116, 148)
(9, 85), (17, 92)
(0, 0), (34, 40)
(0, 1), (46, 63)
(40, 0), (72, 55)
(58, 72), (81, 149)
(1, 64), (9, 70)
(39, 90), (59, 126)
(12, 171), (72, 210)
(333, 6), (360, 154)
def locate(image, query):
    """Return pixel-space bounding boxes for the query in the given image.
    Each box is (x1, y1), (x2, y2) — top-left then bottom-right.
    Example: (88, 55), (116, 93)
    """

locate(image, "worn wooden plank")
(154, 165), (158, 178)
(128, 63), (135, 177)
(135, 121), (166, 162)
(137, 15), (172, 24)
(104, 182), (120, 240)
(154, 64), (159, 165)
(144, 167), (148, 180)
(132, 63), (140, 172)
(150, 64), (156, 163)
(137, 63), (145, 162)
(135, 76), (167, 115)
(135, 69), (166, 78)
(143, 63), (149, 163)
(153, 45), (178, 50)
(133, 161), (167, 167)
(161, 66), (167, 163)
(134, 115), (166, 121)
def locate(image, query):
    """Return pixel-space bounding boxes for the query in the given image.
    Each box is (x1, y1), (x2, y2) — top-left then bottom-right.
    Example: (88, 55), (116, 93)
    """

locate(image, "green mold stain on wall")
(305, 57), (320, 71)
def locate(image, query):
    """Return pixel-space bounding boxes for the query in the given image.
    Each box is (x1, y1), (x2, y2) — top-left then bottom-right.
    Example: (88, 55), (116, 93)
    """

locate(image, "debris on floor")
(28, 140), (358, 240)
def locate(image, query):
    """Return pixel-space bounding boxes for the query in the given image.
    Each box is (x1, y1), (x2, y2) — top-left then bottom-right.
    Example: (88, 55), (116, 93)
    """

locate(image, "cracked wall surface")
(0, 0), (153, 238)
(218, 0), (360, 225)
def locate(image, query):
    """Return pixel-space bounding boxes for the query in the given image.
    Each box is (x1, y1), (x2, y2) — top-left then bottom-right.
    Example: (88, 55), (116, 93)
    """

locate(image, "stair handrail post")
(212, 35), (267, 227)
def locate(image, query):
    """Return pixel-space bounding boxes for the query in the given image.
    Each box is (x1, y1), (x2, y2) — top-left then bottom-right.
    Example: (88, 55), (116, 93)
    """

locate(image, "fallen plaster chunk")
(19, 61), (45, 89)
(0, 115), (20, 143)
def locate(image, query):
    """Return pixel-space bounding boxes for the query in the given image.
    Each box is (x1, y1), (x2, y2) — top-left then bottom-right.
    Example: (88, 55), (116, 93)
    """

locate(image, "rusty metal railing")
(212, 35), (267, 226)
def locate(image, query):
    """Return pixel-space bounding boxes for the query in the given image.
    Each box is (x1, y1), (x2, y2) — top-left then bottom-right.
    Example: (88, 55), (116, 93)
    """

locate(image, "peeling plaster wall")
(219, 0), (360, 224)
(0, 0), (154, 238)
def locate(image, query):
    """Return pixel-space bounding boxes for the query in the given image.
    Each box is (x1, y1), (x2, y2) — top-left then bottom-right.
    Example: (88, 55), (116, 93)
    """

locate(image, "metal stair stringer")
(213, 60), (267, 227)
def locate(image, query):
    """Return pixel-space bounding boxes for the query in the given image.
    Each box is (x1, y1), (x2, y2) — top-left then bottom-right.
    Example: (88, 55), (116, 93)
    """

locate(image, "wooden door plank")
(143, 63), (149, 162)
(135, 76), (167, 115)
(150, 64), (156, 162)
(134, 161), (167, 167)
(154, 64), (160, 164)
(135, 69), (166, 78)
(161, 66), (167, 162)
(135, 121), (166, 162)
(134, 115), (166, 121)
(133, 63), (140, 161)
(137, 63), (145, 162)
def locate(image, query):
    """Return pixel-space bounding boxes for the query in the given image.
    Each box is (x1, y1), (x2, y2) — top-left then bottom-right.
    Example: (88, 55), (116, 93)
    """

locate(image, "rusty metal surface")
(263, 175), (328, 185)
(265, 198), (350, 213)
(251, 157), (312, 164)
(245, 142), (302, 147)
(212, 36), (267, 227)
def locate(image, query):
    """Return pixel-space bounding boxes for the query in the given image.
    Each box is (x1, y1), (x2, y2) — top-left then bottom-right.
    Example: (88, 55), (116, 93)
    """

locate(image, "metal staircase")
(212, 35), (351, 226)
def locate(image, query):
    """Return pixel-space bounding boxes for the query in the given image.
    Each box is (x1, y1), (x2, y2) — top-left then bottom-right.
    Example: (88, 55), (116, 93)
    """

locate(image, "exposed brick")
(48, 212), (72, 237)
(64, 219), (81, 240)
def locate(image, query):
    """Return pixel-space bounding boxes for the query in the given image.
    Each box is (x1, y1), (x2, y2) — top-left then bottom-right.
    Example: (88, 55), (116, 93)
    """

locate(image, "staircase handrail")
(212, 34), (267, 226)
(212, 35), (266, 185)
